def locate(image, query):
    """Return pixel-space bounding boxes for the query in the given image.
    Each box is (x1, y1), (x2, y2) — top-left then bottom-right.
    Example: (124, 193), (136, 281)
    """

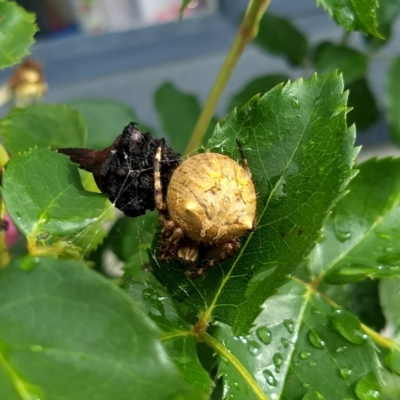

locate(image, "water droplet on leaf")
(256, 326), (272, 345)
(302, 390), (324, 400)
(280, 337), (289, 348)
(335, 229), (351, 242)
(263, 369), (278, 387)
(273, 352), (283, 373)
(307, 329), (325, 349)
(20, 257), (40, 271)
(290, 96), (300, 109)
(355, 372), (381, 400)
(283, 319), (294, 334)
(340, 365), (353, 380)
(30, 345), (44, 353)
(300, 351), (311, 360)
(330, 310), (367, 345)
(247, 340), (261, 356)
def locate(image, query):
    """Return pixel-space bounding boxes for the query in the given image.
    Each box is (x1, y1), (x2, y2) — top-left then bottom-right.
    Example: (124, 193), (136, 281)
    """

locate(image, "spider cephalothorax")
(154, 142), (257, 278)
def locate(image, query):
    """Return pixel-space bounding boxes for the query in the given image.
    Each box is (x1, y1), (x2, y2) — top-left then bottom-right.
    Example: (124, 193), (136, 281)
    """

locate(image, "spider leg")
(153, 142), (167, 211)
(185, 239), (241, 279)
(236, 139), (251, 178)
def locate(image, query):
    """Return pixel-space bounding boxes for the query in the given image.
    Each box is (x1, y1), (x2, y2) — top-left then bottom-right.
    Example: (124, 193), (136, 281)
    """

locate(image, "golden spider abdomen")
(167, 152), (256, 244)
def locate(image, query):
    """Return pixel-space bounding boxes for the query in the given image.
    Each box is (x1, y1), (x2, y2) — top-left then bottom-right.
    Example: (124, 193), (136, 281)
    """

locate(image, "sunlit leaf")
(151, 72), (357, 334)
(2, 149), (113, 257)
(308, 158), (400, 284)
(214, 280), (382, 399)
(0, 1), (37, 69)
(0, 104), (87, 155)
(315, 0), (383, 38)
(255, 12), (307, 65)
(385, 57), (400, 146)
(0, 257), (196, 400)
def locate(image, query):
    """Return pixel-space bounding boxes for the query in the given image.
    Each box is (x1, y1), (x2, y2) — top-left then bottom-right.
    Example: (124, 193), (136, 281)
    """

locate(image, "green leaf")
(108, 211), (157, 262)
(2, 148), (113, 257)
(0, 1), (37, 69)
(151, 72), (357, 334)
(380, 278), (400, 332)
(255, 12), (308, 65)
(124, 279), (213, 396)
(68, 99), (154, 150)
(0, 104), (87, 155)
(366, 0), (400, 49)
(315, 0), (383, 38)
(0, 257), (195, 400)
(213, 279), (382, 400)
(347, 77), (379, 131)
(382, 370), (400, 400)
(227, 74), (289, 112)
(385, 57), (400, 146)
(313, 42), (368, 86)
(308, 158), (400, 284)
(154, 82), (216, 154)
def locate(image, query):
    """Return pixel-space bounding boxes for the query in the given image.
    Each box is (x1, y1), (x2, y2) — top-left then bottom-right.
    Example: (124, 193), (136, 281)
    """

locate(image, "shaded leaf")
(366, 0), (400, 49)
(385, 57), (400, 146)
(108, 211), (157, 262)
(154, 82), (216, 154)
(214, 280), (382, 400)
(347, 77), (379, 131)
(382, 370), (400, 400)
(313, 42), (367, 85)
(151, 72), (357, 334)
(2, 148), (113, 257)
(124, 279), (213, 396)
(308, 158), (400, 284)
(380, 278), (400, 332)
(255, 12), (307, 65)
(227, 74), (289, 112)
(0, 104), (87, 155)
(0, 1), (37, 69)
(0, 257), (195, 400)
(68, 99), (154, 150)
(315, 0), (383, 38)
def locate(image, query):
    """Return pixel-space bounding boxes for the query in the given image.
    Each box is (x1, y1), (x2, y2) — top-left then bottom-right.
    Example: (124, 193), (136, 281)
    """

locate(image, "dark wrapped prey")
(58, 123), (181, 218)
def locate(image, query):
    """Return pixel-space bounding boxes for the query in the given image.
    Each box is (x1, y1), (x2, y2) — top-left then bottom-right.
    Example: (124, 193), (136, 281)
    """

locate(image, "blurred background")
(1, 0), (400, 158)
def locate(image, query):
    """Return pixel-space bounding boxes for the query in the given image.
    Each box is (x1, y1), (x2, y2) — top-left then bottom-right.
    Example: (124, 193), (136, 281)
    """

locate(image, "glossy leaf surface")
(0, 257), (194, 400)
(215, 280), (382, 400)
(385, 57), (400, 146)
(315, 0), (382, 38)
(308, 158), (400, 284)
(2, 149), (113, 257)
(255, 12), (307, 65)
(154, 82), (216, 153)
(313, 42), (367, 86)
(125, 279), (213, 396)
(0, 1), (37, 69)
(151, 72), (357, 334)
(68, 99), (154, 150)
(0, 104), (87, 155)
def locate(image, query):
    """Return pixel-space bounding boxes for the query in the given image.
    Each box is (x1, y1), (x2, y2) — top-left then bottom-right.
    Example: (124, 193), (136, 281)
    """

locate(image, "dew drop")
(340, 365), (354, 380)
(335, 229), (351, 242)
(256, 326), (272, 345)
(375, 232), (391, 241)
(336, 345), (347, 353)
(355, 372), (381, 400)
(29, 345), (43, 353)
(302, 390), (325, 400)
(247, 340), (261, 357)
(308, 361), (316, 368)
(330, 309), (368, 345)
(311, 307), (321, 315)
(20, 257), (40, 271)
(307, 329), (325, 349)
(273, 352), (283, 373)
(280, 337), (289, 348)
(263, 369), (278, 387)
(283, 319), (294, 334)
(300, 351), (311, 360)
(302, 382), (310, 388)
(290, 96), (300, 109)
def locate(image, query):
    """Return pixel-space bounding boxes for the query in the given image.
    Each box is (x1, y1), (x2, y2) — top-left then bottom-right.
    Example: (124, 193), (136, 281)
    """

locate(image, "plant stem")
(200, 330), (269, 400)
(184, 0), (271, 155)
(0, 145), (10, 269)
